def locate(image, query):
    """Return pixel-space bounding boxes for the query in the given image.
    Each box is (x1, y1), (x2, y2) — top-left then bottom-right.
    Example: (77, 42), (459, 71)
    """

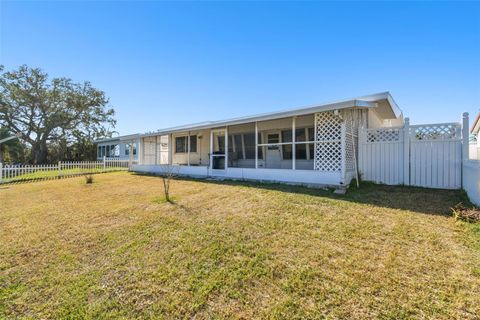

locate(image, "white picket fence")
(359, 115), (467, 190)
(0, 157), (138, 183)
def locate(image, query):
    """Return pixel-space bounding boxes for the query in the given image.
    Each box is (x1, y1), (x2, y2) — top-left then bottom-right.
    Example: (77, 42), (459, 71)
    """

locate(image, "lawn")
(1, 172), (479, 319)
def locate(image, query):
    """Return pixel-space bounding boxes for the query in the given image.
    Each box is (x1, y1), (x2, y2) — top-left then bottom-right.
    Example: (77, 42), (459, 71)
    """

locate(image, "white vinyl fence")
(0, 157), (137, 184)
(359, 114), (468, 190)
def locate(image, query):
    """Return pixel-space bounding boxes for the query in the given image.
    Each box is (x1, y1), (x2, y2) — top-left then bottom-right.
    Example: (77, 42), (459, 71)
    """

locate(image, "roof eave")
(471, 113), (480, 134)
(141, 99), (378, 137)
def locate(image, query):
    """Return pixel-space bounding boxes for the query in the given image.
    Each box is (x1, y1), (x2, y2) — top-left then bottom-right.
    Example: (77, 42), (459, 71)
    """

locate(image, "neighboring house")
(133, 92), (404, 187)
(94, 134), (140, 161)
(470, 112), (480, 160)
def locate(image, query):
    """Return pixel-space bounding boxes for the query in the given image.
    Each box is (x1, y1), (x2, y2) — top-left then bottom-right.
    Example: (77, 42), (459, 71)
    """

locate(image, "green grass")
(0, 172), (479, 319)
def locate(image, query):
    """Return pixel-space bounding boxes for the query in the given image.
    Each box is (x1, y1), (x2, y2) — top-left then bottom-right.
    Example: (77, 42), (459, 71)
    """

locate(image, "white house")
(132, 92), (403, 187)
(94, 134), (140, 161)
(470, 112), (480, 160)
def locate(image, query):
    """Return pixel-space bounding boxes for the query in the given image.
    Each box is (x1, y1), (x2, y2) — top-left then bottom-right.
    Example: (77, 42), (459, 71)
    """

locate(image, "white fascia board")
(94, 133), (140, 144)
(141, 100), (377, 137)
(386, 94), (403, 118)
(140, 92), (399, 138)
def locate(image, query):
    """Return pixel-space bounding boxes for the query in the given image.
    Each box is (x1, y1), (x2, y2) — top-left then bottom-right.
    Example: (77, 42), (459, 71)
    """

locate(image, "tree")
(0, 65), (116, 164)
(160, 164), (180, 203)
(0, 127), (25, 163)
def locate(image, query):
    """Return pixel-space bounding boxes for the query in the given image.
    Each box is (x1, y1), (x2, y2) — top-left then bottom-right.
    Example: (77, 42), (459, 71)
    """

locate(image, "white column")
(138, 138), (143, 164)
(225, 127), (229, 169)
(209, 129), (213, 169)
(255, 122), (258, 169)
(154, 136), (158, 165)
(403, 117), (410, 185)
(168, 134), (173, 165)
(292, 117), (296, 170)
(187, 131), (191, 166)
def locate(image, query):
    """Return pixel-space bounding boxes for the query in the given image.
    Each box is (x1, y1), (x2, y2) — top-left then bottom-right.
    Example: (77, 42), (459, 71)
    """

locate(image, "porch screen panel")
(314, 111), (342, 171)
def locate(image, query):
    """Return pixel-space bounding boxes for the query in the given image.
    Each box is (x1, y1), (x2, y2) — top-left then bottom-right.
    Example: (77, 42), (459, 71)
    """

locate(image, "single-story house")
(94, 134), (140, 161)
(132, 92), (404, 187)
(470, 112), (480, 160)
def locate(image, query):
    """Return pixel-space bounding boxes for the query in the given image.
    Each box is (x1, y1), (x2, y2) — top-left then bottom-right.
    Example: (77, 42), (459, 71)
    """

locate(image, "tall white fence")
(0, 157), (137, 184)
(359, 115), (466, 190)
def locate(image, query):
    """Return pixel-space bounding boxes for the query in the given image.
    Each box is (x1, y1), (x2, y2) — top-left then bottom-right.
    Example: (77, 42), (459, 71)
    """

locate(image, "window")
(125, 143), (137, 156)
(281, 130), (292, 159)
(98, 146), (102, 157)
(189, 135), (197, 152)
(280, 128), (314, 160)
(296, 128), (306, 142)
(176, 135), (197, 153)
(175, 136), (187, 153)
(308, 127), (315, 141)
(296, 144), (307, 159)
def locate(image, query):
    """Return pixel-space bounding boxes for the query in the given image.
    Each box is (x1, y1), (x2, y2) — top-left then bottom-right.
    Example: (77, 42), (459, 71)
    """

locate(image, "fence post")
(462, 112), (469, 188)
(462, 112), (470, 161)
(0, 162), (2, 183)
(103, 156), (106, 172)
(403, 117), (410, 186)
(58, 161), (62, 177)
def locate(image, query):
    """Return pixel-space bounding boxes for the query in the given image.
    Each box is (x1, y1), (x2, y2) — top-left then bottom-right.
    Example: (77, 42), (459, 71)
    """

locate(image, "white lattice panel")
(314, 111), (342, 172)
(410, 123), (460, 141)
(367, 128), (402, 143)
(344, 114), (355, 172)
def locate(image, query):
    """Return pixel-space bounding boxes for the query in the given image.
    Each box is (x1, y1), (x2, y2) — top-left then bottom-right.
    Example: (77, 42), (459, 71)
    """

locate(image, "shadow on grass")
(133, 172), (471, 216)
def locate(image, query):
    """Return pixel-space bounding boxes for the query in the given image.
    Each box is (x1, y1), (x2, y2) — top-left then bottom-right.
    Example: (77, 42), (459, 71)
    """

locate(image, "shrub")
(85, 174), (94, 184)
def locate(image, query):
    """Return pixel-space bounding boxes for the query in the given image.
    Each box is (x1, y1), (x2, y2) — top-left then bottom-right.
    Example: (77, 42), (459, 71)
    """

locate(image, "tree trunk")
(31, 141), (48, 164)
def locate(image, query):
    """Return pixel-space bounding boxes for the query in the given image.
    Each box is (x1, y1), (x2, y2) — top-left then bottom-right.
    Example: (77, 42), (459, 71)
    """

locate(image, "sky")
(1, 1), (479, 136)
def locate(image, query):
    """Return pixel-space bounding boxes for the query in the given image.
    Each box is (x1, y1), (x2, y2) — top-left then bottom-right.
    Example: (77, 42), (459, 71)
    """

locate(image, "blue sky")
(1, 1), (479, 135)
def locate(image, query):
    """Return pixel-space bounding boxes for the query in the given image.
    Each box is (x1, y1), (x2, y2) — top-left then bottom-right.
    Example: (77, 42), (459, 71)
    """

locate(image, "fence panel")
(409, 123), (462, 189)
(0, 158), (137, 184)
(359, 127), (404, 185)
(359, 121), (462, 189)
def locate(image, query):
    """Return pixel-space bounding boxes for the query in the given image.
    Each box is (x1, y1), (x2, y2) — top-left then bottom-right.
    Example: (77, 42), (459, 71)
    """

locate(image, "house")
(94, 134), (140, 161)
(132, 92), (404, 187)
(470, 112), (480, 160)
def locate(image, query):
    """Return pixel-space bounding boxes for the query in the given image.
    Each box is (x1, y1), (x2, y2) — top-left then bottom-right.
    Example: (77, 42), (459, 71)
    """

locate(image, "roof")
(94, 133), (141, 144)
(142, 92), (403, 137)
(471, 112), (480, 134)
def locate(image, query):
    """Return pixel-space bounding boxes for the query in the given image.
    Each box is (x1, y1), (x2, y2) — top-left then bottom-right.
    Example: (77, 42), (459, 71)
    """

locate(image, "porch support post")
(187, 131), (191, 166)
(225, 126), (229, 168)
(292, 117), (296, 170)
(255, 122), (258, 169)
(154, 136), (158, 165)
(209, 129), (213, 170)
(138, 138), (143, 165)
(168, 134), (173, 165)
(403, 118), (410, 185)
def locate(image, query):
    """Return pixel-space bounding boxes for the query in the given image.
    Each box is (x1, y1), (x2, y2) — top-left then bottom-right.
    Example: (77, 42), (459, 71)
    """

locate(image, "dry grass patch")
(0, 172), (479, 319)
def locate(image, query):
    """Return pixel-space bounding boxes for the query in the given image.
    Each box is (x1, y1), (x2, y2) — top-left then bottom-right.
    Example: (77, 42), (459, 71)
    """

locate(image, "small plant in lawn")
(84, 174), (94, 184)
(159, 164), (179, 203)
